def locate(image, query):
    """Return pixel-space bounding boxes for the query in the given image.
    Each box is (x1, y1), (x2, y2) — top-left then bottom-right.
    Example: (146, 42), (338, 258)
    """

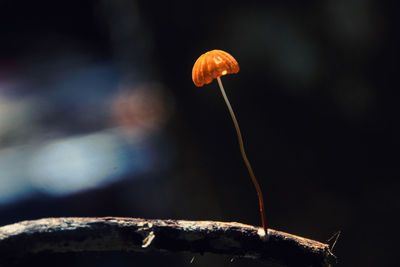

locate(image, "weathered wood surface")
(0, 217), (336, 266)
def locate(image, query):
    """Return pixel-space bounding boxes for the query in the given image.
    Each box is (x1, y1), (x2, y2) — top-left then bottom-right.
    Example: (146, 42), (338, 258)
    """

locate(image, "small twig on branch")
(0, 217), (336, 266)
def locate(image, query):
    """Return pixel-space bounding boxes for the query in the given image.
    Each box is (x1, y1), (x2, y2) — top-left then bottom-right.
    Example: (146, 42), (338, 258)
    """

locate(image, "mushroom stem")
(216, 77), (267, 234)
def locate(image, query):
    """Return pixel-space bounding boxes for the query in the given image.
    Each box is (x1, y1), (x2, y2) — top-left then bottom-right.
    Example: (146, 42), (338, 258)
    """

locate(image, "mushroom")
(192, 49), (267, 235)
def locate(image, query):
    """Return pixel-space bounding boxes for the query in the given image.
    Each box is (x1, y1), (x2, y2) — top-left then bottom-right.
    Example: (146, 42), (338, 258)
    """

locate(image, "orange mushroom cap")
(192, 49), (240, 87)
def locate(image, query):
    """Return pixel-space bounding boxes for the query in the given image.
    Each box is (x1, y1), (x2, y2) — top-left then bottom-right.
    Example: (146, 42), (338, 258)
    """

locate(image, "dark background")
(0, 0), (397, 266)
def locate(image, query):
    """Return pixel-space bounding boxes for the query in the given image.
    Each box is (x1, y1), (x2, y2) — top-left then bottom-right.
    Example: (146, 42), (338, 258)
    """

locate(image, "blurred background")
(0, 0), (396, 266)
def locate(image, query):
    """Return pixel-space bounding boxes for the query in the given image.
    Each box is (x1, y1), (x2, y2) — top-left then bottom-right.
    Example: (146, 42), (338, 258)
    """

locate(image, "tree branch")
(0, 217), (336, 266)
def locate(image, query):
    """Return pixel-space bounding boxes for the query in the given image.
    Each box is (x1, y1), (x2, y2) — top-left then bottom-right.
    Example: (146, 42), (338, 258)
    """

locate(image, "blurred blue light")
(28, 130), (129, 196)
(0, 147), (33, 205)
(0, 127), (172, 204)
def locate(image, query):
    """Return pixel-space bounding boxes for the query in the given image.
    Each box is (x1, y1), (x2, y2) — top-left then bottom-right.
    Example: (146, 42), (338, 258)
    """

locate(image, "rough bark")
(0, 217), (336, 266)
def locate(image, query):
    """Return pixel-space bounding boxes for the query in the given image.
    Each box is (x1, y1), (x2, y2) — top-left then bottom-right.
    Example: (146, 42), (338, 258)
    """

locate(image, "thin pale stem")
(216, 77), (267, 233)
